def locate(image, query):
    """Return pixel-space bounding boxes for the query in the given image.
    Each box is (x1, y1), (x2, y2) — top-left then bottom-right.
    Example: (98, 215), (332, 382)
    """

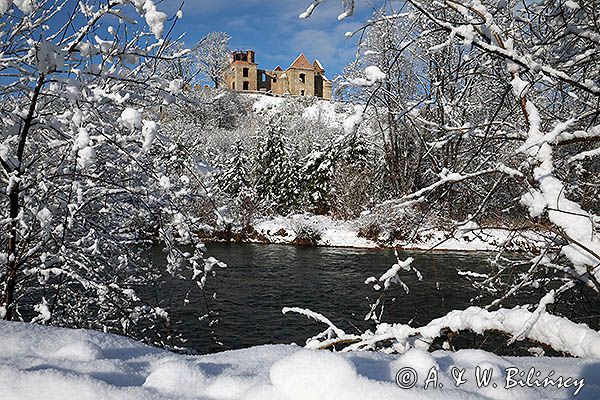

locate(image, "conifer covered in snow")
(301, 149), (335, 214)
(216, 141), (251, 196)
(254, 125), (302, 213)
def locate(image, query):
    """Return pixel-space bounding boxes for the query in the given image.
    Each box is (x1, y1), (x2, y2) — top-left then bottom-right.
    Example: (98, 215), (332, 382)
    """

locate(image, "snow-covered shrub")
(329, 136), (382, 219)
(357, 204), (425, 243)
(289, 217), (323, 246)
(0, 1), (225, 348)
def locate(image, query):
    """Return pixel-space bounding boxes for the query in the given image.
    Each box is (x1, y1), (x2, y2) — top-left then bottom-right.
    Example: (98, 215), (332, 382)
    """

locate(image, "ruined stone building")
(224, 50), (332, 100)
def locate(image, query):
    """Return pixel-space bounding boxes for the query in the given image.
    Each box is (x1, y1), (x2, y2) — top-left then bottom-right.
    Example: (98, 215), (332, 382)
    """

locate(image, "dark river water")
(158, 243), (501, 355)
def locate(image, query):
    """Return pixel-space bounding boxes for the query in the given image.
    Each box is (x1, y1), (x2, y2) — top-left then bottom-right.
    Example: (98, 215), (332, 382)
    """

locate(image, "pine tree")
(302, 149), (335, 214)
(253, 126), (301, 213)
(216, 141), (250, 196)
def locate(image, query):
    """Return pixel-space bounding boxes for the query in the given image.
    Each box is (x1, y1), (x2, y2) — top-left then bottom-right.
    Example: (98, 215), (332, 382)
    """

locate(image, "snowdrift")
(0, 321), (599, 399)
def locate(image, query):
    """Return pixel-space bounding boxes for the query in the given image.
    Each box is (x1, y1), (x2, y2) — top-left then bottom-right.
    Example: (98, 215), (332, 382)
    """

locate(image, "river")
(158, 243), (501, 354)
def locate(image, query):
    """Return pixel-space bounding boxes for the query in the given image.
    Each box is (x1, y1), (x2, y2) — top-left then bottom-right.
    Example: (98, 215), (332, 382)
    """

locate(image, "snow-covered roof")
(313, 59), (325, 72)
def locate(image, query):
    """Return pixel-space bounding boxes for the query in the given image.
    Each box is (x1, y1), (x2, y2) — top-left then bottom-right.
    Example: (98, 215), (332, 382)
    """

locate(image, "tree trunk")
(1, 74), (44, 320)
(3, 184), (20, 320)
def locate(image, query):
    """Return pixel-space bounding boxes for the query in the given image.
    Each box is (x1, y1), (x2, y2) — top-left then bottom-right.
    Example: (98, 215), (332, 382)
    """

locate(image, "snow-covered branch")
(288, 305), (600, 358)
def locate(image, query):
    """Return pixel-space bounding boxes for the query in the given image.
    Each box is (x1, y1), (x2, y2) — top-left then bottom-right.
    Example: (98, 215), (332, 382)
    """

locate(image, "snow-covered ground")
(251, 214), (543, 252)
(1, 320), (598, 399)
(254, 214), (378, 248)
(251, 94), (286, 113)
(250, 93), (348, 126)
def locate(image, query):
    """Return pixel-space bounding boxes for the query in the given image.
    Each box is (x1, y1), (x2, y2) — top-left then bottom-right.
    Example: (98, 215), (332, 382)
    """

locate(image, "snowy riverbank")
(204, 214), (544, 252)
(0, 321), (597, 399)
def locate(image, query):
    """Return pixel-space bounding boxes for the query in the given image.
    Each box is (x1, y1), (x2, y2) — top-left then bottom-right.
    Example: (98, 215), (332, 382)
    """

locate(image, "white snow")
(158, 175), (171, 190)
(289, 304), (600, 360)
(453, 219), (480, 239)
(302, 102), (348, 128)
(14, 0), (34, 14)
(250, 95), (353, 129)
(520, 189), (547, 217)
(254, 214), (377, 248)
(252, 95), (286, 113)
(74, 126), (96, 168)
(36, 207), (52, 231)
(393, 226), (546, 252)
(143, 360), (207, 395)
(6, 173), (19, 195)
(375, 255), (418, 291)
(0, 0), (11, 14)
(168, 79), (183, 95)
(53, 340), (104, 362)
(31, 40), (64, 74)
(564, 0), (580, 9)
(77, 146), (96, 169)
(569, 147), (600, 163)
(119, 108), (142, 130)
(248, 214), (544, 252)
(141, 120), (158, 152)
(343, 105), (364, 135)
(31, 299), (51, 323)
(142, 1), (167, 39)
(365, 66), (386, 82)
(75, 127), (90, 149)
(1, 321), (598, 399)
(348, 66), (386, 87)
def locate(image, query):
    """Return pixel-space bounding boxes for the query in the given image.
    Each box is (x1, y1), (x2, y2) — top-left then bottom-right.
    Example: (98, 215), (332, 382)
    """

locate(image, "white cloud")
(287, 23), (361, 75)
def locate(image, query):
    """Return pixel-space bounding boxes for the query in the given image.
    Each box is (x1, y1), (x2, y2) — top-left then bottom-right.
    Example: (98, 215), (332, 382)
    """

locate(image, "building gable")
(288, 53), (314, 70)
(313, 60), (325, 73)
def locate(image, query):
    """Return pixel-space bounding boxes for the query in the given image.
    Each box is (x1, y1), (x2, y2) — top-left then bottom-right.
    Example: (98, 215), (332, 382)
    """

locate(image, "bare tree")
(194, 32), (232, 89)
(295, 0), (600, 354)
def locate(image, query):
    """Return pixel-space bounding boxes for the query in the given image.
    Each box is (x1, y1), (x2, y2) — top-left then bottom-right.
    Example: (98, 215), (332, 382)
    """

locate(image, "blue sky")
(161, 0), (376, 79)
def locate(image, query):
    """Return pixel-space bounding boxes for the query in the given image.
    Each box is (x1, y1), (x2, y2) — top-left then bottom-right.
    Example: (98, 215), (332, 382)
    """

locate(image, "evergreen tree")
(216, 141), (250, 196)
(253, 126), (301, 213)
(302, 149), (335, 215)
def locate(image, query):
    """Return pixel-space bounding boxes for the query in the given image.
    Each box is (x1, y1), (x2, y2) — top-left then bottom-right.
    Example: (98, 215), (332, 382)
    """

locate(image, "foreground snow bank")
(1, 321), (599, 399)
